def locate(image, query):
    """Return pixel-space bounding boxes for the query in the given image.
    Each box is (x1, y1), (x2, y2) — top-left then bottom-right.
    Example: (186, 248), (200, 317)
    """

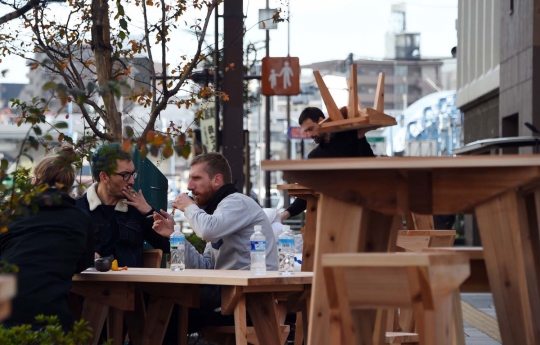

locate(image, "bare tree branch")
(0, 0), (39, 25)
(142, 0), (217, 141)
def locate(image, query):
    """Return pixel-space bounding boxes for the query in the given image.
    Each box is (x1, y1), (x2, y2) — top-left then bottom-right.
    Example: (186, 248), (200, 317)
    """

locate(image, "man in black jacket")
(280, 107), (375, 221)
(76, 142), (169, 267)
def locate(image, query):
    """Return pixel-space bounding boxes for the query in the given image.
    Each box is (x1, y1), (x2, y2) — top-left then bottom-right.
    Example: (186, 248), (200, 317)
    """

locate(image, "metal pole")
(264, 25), (271, 208)
(286, 1), (291, 160)
(214, 5), (220, 152)
(283, 1), (291, 208)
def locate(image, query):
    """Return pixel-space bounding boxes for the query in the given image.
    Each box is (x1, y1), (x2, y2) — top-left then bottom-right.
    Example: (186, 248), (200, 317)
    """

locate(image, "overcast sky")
(0, 0), (457, 84)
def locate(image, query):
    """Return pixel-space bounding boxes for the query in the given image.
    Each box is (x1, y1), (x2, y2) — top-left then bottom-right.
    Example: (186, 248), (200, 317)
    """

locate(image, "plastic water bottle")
(170, 224), (185, 271)
(250, 225), (266, 276)
(278, 225), (295, 275)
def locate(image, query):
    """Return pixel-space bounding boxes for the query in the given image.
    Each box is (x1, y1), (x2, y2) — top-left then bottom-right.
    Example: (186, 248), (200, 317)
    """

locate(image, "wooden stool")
(397, 230), (456, 253)
(322, 253), (470, 345)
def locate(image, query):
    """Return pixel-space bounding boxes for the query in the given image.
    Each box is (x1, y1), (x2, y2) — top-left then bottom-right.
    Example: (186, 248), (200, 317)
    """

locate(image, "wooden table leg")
(234, 295), (248, 345)
(475, 189), (540, 345)
(303, 195), (319, 272)
(81, 299), (108, 345)
(415, 294), (453, 345)
(124, 290), (146, 345)
(179, 305), (189, 345)
(246, 292), (281, 345)
(307, 194), (400, 345)
(108, 307), (124, 345)
(142, 295), (175, 345)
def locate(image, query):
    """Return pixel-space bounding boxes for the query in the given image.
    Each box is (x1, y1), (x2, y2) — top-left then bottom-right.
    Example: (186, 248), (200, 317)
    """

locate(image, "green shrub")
(0, 315), (111, 345)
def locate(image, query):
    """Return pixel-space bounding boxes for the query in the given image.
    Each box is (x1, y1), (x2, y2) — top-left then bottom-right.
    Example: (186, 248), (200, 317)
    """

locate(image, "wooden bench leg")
(294, 311), (304, 345)
(246, 293), (281, 345)
(234, 295), (248, 345)
(415, 294), (453, 345)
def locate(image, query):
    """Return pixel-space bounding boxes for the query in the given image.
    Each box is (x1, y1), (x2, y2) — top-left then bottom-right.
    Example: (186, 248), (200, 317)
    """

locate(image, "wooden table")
(72, 268), (312, 345)
(263, 155), (540, 345)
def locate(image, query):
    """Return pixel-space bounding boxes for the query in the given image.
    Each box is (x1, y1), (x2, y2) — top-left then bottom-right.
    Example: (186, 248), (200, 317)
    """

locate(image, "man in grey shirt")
(152, 152), (278, 321)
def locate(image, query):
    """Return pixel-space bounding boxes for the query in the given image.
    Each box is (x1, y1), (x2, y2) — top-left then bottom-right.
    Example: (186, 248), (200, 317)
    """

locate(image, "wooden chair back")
(143, 249), (163, 268)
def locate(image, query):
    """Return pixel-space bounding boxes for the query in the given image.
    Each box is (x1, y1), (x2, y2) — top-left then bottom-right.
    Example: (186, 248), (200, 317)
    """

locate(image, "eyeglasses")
(114, 171), (138, 181)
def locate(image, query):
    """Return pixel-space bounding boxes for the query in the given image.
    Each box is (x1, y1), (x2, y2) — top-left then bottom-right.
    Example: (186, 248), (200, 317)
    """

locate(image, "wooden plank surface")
(74, 268), (312, 286)
(262, 155), (540, 171)
(322, 252), (469, 268)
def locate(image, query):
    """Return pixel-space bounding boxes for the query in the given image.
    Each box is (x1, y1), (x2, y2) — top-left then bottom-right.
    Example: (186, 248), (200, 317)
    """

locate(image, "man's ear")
(213, 174), (223, 187)
(99, 171), (109, 183)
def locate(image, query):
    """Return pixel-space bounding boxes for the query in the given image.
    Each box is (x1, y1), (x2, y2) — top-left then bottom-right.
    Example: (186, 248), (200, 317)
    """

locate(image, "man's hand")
(279, 211), (290, 222)
(152, 209), (175, 238)
(172, 193), (196, 212)
(122, 187), (152, 214)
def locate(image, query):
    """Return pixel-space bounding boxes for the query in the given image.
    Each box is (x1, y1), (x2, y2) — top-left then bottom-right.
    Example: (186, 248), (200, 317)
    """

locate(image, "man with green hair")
(76, 142), (169, 267)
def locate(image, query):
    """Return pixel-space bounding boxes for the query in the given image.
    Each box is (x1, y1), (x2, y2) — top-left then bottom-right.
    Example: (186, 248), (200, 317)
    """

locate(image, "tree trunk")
(91, 0), (121, 140)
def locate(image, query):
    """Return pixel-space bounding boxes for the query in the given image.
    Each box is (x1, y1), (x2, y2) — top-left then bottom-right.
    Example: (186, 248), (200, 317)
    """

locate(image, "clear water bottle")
(170, 224), (185, 271)
(278, 225), (295, 275)
(250, 225), (266, 276)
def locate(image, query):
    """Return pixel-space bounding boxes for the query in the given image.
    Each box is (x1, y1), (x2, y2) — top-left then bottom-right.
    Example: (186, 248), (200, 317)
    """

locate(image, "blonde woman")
(0, 146), (94, 331)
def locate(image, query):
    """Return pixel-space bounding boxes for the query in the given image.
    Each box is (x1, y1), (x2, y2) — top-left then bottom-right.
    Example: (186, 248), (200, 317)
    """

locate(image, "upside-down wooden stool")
(323, 252), (470, 345)
(313, 64), (396, 135)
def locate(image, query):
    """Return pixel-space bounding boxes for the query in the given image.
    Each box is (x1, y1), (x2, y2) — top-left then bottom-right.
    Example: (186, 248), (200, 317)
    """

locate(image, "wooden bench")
(423, 247), (490, 345)
(323, 252), (470, 345)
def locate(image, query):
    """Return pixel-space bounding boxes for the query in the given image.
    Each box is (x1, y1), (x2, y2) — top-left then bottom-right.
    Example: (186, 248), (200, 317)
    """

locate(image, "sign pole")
(264, 0), (271, 208)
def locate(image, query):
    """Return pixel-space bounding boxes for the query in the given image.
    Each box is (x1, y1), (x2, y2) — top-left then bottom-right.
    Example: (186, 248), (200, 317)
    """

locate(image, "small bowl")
(94, 257), (112, 272)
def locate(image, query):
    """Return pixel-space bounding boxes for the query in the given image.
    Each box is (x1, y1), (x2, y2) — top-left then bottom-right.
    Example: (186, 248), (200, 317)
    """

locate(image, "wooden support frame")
(313, 64), (396, 134)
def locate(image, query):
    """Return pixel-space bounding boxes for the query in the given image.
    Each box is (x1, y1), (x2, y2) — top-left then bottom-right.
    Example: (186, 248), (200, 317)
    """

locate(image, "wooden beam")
(348, 64), (360, 118)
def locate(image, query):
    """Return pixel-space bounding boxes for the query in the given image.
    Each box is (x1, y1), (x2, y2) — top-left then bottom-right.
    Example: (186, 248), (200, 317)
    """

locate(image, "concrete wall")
(456, 0), (502, 145)
(499, 0), (540, 139)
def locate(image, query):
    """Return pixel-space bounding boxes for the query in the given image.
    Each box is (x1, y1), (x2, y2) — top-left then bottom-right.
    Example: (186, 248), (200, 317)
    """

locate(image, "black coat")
(76, 192), (170, 267)
(0, 190), (94, 329)
(285, 132), (375, 217)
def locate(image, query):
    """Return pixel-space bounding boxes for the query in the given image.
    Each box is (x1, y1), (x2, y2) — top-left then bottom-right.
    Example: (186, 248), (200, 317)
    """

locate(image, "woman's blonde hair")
(33, 145), (78, 192)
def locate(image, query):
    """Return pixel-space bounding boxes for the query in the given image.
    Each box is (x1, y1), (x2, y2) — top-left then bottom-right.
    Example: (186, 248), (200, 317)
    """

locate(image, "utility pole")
(214, 4), (220, 152)
(222, 0), (244, 189)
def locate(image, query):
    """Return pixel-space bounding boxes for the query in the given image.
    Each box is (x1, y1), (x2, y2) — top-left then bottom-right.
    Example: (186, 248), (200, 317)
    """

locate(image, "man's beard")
(312, 135), (321, 144)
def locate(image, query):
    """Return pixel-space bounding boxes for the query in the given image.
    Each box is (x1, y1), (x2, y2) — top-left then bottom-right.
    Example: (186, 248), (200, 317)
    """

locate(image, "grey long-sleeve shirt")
(183, 193), (278, 271)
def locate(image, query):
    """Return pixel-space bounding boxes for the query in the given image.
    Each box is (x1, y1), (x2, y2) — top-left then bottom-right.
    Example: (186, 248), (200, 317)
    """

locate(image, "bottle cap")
(254, 225), (262, 232)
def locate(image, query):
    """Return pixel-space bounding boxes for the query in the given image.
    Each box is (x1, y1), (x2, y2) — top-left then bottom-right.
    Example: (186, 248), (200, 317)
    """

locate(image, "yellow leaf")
(225, 67), (229, 72)
(0, 226), (7, 233)
(122, 139), (132, 152)
(262, 21), (266, 29)
(222, 92), (229, 101)
(30, 64), (39, 70)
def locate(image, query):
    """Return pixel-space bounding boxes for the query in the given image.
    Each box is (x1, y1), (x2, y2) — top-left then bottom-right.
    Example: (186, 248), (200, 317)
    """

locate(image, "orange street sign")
(261, 57), (300, 96)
